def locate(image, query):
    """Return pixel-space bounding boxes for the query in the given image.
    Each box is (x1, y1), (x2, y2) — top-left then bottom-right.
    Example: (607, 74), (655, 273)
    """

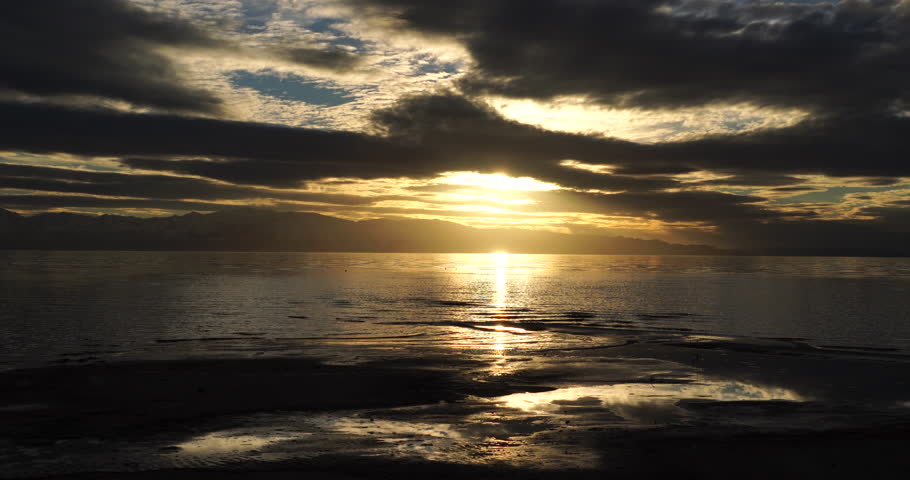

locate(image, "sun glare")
(474, 325), (531, 334)
(439, 172), (559, 191)
(491, 251), (509, 308)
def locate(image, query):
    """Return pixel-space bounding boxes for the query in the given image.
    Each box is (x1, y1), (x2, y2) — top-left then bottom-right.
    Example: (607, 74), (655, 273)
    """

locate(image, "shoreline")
(3, 334), (909, 479)
(5, 248), (910, 259)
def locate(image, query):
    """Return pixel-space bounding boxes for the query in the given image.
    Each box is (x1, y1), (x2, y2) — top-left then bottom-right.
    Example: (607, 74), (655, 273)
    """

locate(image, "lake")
(3, 251), (909, 369)
(4, 251), (910, 477)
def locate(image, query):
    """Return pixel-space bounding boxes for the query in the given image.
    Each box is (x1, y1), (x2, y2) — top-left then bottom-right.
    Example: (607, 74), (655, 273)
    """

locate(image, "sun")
(439, 172), (559, 191)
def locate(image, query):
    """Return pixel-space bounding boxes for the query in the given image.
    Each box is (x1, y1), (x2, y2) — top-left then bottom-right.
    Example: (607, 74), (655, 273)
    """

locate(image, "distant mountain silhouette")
(0, 207), (723, 255)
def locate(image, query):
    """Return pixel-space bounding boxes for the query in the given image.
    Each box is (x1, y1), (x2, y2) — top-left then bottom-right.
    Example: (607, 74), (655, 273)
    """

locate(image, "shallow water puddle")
(324, 416), (466, 459)
(176, 431), (302, 455)
(158, 379), (809, 469)
(0, 379), (815, 479)
(497, 379), (806, 424)
(329, 417), (463, 442)
(307, 411), (591, 468)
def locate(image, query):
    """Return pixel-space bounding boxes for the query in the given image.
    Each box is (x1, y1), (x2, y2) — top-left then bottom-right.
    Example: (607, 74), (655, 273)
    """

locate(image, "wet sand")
(3, 335), (910, 479)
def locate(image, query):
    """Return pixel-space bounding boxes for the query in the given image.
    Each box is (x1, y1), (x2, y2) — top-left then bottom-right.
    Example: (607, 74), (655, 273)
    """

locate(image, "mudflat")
(3, 335), (909, 479)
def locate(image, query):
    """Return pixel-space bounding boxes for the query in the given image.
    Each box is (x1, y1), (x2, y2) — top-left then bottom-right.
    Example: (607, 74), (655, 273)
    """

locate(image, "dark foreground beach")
(3, 333), (909, 479)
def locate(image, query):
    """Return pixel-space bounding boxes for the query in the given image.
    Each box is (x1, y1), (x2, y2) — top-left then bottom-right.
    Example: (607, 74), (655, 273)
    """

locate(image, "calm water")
(2, 251), (910, 367)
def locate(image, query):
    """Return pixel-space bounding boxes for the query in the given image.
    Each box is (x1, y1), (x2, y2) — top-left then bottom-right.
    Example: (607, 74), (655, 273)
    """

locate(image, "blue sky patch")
(414, 56), (459, 75)
(773, 186), (908, 204)
(228, 71), (355, 106)
(239, 0), (276, 30)
(306, 18), (367, 49)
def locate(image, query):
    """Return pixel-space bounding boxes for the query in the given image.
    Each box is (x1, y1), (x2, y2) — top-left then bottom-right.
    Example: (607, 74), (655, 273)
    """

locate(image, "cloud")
(1, 0), (909, 252)
(374, 93), (910, 181)
(2, 15), (909, 250)
(712, 216), (910, 253)
(0, 194), (226, 212)
(346, 0), (910, 115)
(276, 46), (364, 72)
(520, 189), (781, 223)
(663, 111), (910, 178)
(3, 92), (909, 194)
(0, 0), (371, 114)
(693, 174), (806, 187)
(0, 97), (652, 192)
(0, 162), (380, 205)
(0, 101), (423, 181)
(0, 0), (223, 112)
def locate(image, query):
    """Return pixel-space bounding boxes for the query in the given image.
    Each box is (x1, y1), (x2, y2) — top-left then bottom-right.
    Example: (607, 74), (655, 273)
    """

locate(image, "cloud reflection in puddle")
(497, 380), (806, 424)
(176, 432), (302, 455)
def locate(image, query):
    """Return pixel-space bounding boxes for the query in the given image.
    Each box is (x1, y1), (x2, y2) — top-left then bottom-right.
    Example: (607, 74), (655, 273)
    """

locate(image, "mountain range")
(0, 208), (722, 255)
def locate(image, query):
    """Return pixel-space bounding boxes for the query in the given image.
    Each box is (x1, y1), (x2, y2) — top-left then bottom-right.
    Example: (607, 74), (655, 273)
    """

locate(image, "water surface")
(2, 251), (909, 367)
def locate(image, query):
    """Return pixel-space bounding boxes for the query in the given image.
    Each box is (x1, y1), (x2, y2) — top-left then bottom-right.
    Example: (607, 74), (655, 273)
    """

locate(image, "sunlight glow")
(490, 96), (809, 143)
(559, 159), (614, 174)
(492, 251), (509, 308)
(438, 172), (560, 191)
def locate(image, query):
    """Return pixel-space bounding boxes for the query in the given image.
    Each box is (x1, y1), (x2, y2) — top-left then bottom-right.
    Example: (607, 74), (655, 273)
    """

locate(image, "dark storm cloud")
(1, 98), (663, 191)
(0, 195), (225, 212)
(522, 189), (782, 223)
(713, 216), (910, 253)
(367, 95), (910, 238)
(661, 111), (910, 178)
(0, 163), (379, 205)
(858, 206), (910, 226)
(857, 197), (910, 223)
(694, 174), (806, 187)
(524, 167), (680, 192)
(2, 100), (907, 250)
(1, 0), (907, 254)
(0, 98), (794, 226)
(393, 181), (778, 224)
(611, 165), (698, 176)
(3, 93), (910, 194)
(0, 101), (429, 182)
(278, 47), (364, 72)
(120, 158), (419, 188)
(769, 186), (819, 193)
(368, 93), (686, 188)
(121, 158), (323, 189)
(0, 0), (223, 112)
(860, 177), (904, 187)
(349, 0), (910, 114)
(0, 0), (367, 113)
(372, 93), (910, 180)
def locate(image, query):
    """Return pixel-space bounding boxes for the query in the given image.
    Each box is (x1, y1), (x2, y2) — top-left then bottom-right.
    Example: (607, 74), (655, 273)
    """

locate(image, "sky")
(1, 0), (910, 251)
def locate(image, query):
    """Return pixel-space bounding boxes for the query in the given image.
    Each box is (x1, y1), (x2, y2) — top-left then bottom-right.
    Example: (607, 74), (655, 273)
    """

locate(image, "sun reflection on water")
(437, 252), (627, 376)
(474, 325), (532, 334)
(491, 251), (509, 309)
(487, 252), (513, 373)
